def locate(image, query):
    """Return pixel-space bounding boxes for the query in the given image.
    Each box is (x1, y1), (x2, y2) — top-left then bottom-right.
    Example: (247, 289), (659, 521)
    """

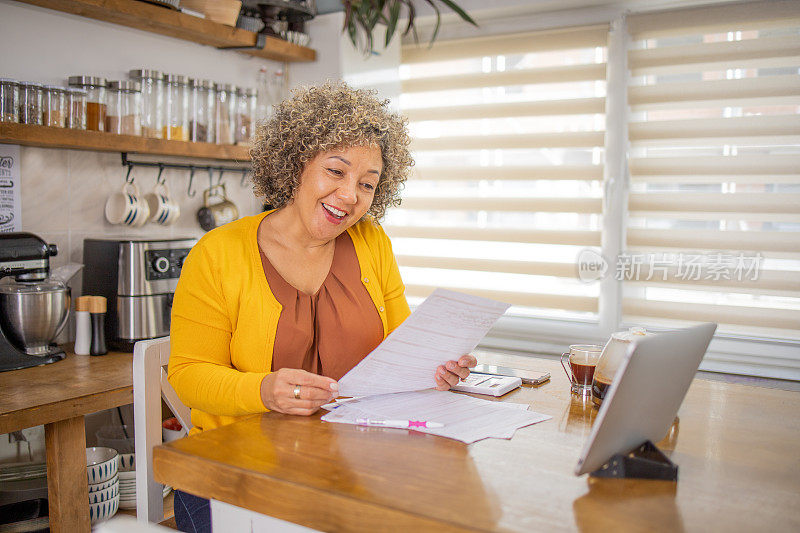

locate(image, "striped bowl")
(89, 474), (119, 493)
(88, 481), (119, 504)
(86, 447), (118, 484)
(89, 492), (119, 524)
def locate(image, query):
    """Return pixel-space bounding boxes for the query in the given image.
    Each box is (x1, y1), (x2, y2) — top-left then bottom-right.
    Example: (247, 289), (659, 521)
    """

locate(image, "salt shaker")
(89, 295), (108, 356)
(74, 295), (92, 355)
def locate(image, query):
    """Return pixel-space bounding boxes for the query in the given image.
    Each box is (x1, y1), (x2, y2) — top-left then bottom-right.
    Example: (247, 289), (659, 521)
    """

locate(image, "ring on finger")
(293, 384), (301, 400)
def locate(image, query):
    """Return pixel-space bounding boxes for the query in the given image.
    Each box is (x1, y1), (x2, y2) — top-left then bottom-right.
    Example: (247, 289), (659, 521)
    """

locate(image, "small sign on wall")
(0, 145), (21, 232)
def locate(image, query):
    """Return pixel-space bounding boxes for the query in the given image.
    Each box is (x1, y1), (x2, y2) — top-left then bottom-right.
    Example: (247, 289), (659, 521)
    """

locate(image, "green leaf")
(384, 1), (402, 47)
(421, 0), (441, 47)
(437, 0), (478, 26)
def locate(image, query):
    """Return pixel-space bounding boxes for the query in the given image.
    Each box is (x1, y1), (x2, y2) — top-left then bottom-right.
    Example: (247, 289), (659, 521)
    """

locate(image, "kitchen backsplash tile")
(18, 145), (262, 295)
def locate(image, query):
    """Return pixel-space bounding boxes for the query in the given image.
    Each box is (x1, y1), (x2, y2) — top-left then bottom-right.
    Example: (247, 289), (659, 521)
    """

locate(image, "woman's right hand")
(260, 368), (339, 416)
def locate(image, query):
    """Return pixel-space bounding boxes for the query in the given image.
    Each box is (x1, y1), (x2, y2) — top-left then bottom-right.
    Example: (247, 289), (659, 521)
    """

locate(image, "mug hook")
(156, 163), (166, 186)
(240, 169), (249, 188)
(125, 165), (134, 184)
(187, 167), (197, 198)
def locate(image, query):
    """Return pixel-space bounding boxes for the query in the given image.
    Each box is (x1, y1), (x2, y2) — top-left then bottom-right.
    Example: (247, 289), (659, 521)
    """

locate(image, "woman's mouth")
(322, 203), (347, 223)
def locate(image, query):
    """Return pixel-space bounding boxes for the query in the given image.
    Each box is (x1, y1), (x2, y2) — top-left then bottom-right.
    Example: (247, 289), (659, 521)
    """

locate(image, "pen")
(355, 418), (445, 429)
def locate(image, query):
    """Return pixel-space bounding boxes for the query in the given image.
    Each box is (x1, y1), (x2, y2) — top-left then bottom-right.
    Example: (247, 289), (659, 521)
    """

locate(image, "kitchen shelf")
(13, 0), (316, 63)
(0, 123), (251, 161)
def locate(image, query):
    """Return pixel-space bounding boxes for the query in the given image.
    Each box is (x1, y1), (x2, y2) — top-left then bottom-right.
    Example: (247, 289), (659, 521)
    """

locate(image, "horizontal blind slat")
(406, 284), (597, 313)
(405, 97), (606, 122)
(411, 165), (604, 181)
(629, 155), (800, 177)
(411, 131), (605, 150)
(625, 269), (800, 293)
(396, 255), (576, 278)
(402, 25), (608, 64)
(399, 197), (602, 213)
(628, 0), (800, 39)
(627, 229), (800, 253)
(629, 115), (800, 141)
(623, 299), (800, 330)
(401, 64), (606, 93)
(628, 75), (800, 107)
(385, 226), (601, 246)
(629, 193), (800, 214)
(628, 34), (800, 71)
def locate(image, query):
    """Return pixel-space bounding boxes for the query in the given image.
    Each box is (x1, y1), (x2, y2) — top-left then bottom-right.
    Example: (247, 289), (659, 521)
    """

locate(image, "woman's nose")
(337, 180), (358, 204)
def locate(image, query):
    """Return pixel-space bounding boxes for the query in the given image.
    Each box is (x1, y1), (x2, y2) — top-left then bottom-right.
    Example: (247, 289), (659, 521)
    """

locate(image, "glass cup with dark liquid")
(560, 345), (603, 396)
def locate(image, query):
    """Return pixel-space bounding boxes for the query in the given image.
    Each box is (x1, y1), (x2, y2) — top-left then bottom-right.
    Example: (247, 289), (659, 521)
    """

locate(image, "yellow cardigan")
(168, 211), (411, 434)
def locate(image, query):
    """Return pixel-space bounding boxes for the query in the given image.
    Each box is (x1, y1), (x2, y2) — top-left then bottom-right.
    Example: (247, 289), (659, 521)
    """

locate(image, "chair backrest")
(133, 336), (193, 524)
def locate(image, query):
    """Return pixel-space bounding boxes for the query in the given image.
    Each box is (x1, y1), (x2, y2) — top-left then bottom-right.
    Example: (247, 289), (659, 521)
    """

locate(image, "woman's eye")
(361, 182), (375, 191)
(327, 168), (343, 176)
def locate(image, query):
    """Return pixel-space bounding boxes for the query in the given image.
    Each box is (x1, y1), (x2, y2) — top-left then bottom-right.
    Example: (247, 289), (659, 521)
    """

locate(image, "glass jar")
(66, 88), (87, 129)
(106, 81), (142, 135)
(68, 76), (107, 131)
(189, 78), (215, 143)
(235, 87), (257, 143)
(0, 79), (19, 123)
(18, 82), (43, 125)
(163, 74), (189, 141)
(215, 83), (236, 145)
(42, 86), (66, 127)
(129, 69), (163, 139)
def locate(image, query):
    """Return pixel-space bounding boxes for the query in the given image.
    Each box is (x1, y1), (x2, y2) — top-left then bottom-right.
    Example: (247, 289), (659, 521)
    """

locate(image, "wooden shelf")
(0, 123), (251, 161)
(14, 0), (316, 63)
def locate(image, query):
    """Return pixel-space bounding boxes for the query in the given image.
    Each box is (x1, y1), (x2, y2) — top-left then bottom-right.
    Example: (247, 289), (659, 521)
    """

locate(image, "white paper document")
(337, 289), (511, 397)
(321, 390), (551, 444)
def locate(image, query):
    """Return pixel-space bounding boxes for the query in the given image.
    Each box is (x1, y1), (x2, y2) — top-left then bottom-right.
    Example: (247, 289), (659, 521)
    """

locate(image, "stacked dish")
(118, 453), (171, 509)
(86, 447), (119, 524)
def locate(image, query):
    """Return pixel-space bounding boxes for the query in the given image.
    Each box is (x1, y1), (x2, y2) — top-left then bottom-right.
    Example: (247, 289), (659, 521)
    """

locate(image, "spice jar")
(0, 79), (19, 123)
(215, 83), (236, 145)
(129, 69), (163, 139)
(163, 74), (189, 141)
(18, 82), (43, 125)
(189, 78), (215, 143)
(66, 88), (87, 129)
(106, 81), (141, 135)
(42, 86), (66, 127)
(235, 87), (257, 143)
(68, 76), (107, 131)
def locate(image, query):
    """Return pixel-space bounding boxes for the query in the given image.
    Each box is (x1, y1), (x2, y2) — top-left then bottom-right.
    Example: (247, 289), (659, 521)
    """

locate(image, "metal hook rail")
(120, 153), (250, 197)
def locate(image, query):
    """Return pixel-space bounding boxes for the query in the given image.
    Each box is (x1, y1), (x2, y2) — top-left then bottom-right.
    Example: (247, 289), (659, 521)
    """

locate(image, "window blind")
(625, 0), (800, 339)
(392, 25), (608, 319)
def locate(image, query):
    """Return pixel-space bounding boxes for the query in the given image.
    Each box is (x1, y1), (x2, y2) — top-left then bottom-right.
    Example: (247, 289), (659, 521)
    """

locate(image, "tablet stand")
(590, 440), (678, 481)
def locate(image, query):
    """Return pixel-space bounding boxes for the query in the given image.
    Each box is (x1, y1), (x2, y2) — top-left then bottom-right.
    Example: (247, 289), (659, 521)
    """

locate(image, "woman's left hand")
(434, 354), (477, 391)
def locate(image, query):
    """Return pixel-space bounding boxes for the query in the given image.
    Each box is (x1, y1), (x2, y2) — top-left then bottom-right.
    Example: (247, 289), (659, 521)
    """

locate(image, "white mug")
(145, 183), (180, 226)
(105, 182), (149, 226)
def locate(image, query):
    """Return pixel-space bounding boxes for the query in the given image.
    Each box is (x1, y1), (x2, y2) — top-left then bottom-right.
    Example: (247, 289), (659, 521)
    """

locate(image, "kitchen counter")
(0, 348), (134, 532)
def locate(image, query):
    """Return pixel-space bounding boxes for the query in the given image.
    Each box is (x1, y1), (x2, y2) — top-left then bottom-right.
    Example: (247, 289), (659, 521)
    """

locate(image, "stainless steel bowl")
(0, 281), (70, 355)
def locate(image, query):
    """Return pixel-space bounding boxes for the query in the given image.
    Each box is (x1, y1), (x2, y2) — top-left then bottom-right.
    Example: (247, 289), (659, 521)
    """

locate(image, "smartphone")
(470, 364), (550, 385)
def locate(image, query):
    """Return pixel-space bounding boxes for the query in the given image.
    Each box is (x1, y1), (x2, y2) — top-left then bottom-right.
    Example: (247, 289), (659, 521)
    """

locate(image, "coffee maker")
(0, 233), (67, 371)
(82, 237), (196, 351)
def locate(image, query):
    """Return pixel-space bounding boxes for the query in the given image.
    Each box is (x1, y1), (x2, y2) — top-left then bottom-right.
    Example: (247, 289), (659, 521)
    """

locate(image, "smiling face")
(289, 145), (383, 244)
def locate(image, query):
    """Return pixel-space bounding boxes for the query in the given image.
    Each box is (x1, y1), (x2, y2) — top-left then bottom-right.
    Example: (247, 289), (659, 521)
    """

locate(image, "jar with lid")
(42, 86), (66, 127)
(0, 79), (19, 123)
(129, 69), (163, 139)
(189, 78), (215, 143)
(68, 76), (107, 131)
(163, 74), (189, 141)
(106, 81), (141, 135)
(65, 88), (87, 129)
(215, 83), (236, 145)
(235, 87), (257, 143)
(18, 82), (43, 125)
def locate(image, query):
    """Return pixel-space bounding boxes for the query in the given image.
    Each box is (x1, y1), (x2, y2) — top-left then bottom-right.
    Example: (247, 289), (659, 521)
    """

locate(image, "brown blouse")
(259, 232), (384, 381)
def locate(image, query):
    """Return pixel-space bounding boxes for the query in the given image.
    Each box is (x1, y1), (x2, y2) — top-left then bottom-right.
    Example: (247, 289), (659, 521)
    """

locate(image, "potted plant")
(341, 0), (477, 55)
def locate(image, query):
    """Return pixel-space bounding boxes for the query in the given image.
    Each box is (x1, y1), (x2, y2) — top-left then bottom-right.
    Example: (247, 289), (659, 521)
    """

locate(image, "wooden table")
(0, 349), (133, 532)
(153, 352), (800, 532)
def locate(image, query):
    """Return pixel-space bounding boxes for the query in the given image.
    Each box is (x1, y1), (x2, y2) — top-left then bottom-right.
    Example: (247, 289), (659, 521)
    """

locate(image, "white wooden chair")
(133, 336), (192, 525)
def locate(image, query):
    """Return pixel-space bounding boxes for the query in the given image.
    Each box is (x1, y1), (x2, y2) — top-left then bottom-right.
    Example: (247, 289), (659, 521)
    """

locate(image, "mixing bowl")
(0, 279), (70, 355)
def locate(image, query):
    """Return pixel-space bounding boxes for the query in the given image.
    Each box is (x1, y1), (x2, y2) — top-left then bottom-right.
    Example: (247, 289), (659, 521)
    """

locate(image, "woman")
(168, 81), (475, 532)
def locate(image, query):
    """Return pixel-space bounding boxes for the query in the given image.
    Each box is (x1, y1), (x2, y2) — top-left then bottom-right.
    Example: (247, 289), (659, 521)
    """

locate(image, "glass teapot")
(591, 327), (652, 407)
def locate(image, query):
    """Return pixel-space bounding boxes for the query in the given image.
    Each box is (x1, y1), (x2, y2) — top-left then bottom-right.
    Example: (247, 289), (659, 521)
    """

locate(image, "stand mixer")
(0, 233), (70, 372)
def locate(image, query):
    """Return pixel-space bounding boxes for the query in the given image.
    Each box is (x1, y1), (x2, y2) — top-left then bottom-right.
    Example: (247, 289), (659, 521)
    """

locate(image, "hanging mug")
(105, 182), (149, 227)
(146, 182), (180, 225)
(197, 184), (239, 232)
